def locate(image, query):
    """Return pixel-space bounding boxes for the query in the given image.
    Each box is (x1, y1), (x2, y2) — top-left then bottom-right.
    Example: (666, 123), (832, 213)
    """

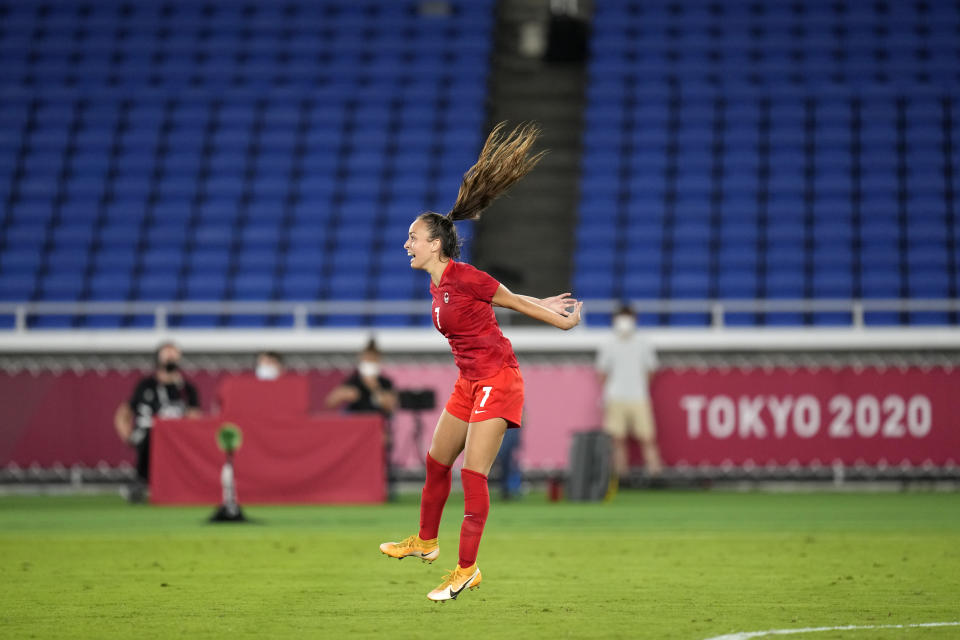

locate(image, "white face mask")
(613, 314), (636, 337)
(255, 364), (280, 381)
(358, 361), (380, 378)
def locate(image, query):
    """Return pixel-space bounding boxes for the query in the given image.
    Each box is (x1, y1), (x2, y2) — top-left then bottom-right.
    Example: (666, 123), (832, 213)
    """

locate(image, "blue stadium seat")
(908, 270), (950, 298)
(622, 272), (662, 298)
(326, 274), (371, 300)
(141, 249), (185, 272)
(860, 268), (902, 299)
(670, 271), (710, 299)
(9, 199), (55, 225)
(29, 315), (79, 329)
(6, 223), (49, 248)
(718, 270), (758, 298)
(0, 274), (36, 301)
(813, 271), (854, 298)
(46, 248), (91, 273)
(194, 225), (236, 248)
(765, 271), (806, 299)
(1, 250), (43, 274)
(172, 315), (222, 328)
(137, 275), (181, 301)
(280, 272), (322, 300)
(282, 248), (325, 273)
(145, 225), (191, 248)
(574, 269), (615, 299)
(40, 273), (85, 300)
(223, 315), (273, 328)
(93, 248), (138, 272)
(89, 273), (132, 301)
(375, 274), (418, 300)
(188, 250), (231, 273)
(184, 273), (228, 300)
(234, 249), (278, 273)
(231, 274), (276, 300)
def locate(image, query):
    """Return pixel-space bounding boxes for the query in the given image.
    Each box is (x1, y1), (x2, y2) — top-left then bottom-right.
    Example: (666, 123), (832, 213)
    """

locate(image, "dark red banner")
(3, 365), (959, 473)
(651, 367), (960, 467)
(0, 370), (345, 468)
(150, 415), (385, 505)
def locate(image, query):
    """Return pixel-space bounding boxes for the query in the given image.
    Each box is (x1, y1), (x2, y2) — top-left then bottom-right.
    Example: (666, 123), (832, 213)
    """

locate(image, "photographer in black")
(113, 341), (201, 502)
(325, 338), (399, 500)
(324, 338), (398, 417)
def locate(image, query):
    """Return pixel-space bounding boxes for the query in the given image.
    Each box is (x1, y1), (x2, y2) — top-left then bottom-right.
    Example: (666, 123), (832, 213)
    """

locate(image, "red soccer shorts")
(445, 365), (524, 428)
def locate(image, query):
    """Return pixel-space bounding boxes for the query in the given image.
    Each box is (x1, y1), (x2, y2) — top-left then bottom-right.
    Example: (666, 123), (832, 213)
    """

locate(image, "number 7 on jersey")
(434, 306), (440, 329)
(479, 386), (492, 407)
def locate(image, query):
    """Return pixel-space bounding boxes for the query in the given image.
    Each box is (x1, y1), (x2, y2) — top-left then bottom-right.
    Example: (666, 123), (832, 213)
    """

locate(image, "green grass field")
(1, 490), (958, 639)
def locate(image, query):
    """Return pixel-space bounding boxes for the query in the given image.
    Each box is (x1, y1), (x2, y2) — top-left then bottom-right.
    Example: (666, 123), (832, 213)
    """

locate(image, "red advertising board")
(651, 367), (960, 467)
(2, 365), (958, 472)
(150, 415), (385, 505)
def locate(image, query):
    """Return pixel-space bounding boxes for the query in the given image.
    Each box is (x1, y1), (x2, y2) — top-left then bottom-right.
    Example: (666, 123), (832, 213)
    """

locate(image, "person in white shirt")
(595, 304), (663, 480)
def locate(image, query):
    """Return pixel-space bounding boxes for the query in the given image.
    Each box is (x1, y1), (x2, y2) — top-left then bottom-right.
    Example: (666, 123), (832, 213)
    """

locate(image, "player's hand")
(541, 292), (579, 316)
(557, 301), (583, 330)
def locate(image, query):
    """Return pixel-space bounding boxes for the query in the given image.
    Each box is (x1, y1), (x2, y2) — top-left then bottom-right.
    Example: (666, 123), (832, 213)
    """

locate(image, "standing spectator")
(113, 341), (201, 502)
(324, 338), (398, 417)
(596, 304), (663, 484)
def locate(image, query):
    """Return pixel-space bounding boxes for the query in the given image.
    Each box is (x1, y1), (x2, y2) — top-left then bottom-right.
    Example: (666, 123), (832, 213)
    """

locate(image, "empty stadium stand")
(3, 0), (958, 331)
(0, 0), (493, 328)
(578, 0), (960, 326)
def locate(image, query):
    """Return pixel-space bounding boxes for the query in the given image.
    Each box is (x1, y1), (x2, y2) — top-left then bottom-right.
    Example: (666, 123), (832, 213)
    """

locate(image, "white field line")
(704, 621), (960, 640)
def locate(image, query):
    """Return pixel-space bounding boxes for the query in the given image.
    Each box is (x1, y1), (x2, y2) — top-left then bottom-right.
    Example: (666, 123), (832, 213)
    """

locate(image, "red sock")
(418, 453), (452, 540)
(458, 468), (489, 568)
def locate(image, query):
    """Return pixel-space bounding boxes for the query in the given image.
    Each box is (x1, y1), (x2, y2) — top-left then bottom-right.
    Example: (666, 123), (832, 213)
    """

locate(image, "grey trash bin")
(566, 430), (611, 501)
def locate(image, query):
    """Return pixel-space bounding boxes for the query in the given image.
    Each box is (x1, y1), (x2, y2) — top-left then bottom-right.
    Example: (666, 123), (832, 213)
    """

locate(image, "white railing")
(1, 298), (959, 332)
(0, 300), (428, 332)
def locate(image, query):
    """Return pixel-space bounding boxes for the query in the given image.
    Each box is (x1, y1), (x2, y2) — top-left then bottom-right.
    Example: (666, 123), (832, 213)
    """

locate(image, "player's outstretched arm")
(493, 292), (578, 315)
(491, 285), (583, 330)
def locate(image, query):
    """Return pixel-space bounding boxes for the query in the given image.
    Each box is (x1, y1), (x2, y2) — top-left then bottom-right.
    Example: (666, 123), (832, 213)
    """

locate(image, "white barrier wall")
(3, 326), (960, 354)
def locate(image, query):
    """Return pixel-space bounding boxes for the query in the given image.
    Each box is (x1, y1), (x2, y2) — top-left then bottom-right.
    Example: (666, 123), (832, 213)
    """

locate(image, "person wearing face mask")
(254, 351), (285, 381)
(324, 338), (398, 417)
(596, 304), (663, 488)
(113, 341), (202, 502)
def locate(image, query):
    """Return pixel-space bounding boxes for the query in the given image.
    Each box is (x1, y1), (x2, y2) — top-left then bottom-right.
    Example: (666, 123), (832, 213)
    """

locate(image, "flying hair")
(446, 121), (546, 222)
(418, 122), (546, 259)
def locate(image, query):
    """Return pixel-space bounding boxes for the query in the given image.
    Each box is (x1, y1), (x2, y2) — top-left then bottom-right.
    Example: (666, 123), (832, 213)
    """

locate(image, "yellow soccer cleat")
(427, 563), (482, 602)
(379, 535), (439, 562)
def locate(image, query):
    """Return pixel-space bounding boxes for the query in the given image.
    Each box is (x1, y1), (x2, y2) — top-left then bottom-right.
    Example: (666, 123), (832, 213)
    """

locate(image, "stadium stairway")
(471, 0), (585, 315)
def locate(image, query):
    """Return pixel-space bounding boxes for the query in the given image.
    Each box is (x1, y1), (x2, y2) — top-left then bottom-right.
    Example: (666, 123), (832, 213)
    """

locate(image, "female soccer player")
(379, 123), (583, 601)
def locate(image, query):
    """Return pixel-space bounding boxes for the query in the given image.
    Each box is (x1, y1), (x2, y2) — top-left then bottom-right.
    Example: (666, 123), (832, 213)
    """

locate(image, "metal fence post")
(852, 302), (864, 328)
(155, 306), (167, 331)
(15, 305), (27, 332)
(711, 302), (724, 329)
(293, 305), (308, 330)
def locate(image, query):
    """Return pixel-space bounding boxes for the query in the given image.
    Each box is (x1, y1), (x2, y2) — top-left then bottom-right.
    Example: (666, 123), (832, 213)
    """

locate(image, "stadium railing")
(1, 297), (959, 333)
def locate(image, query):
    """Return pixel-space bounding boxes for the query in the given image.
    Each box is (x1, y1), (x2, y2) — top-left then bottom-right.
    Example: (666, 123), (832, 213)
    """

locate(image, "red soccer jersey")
(429, 260), (519, 380)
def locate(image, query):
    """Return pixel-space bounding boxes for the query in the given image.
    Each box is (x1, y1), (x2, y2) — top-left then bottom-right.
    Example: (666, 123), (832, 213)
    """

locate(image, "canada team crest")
(443, 292), (449, 303)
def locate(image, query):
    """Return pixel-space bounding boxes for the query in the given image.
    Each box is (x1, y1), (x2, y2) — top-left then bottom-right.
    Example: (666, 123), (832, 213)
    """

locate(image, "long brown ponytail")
(418, 122), (545, 259)
(448, 121), (545, 221)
